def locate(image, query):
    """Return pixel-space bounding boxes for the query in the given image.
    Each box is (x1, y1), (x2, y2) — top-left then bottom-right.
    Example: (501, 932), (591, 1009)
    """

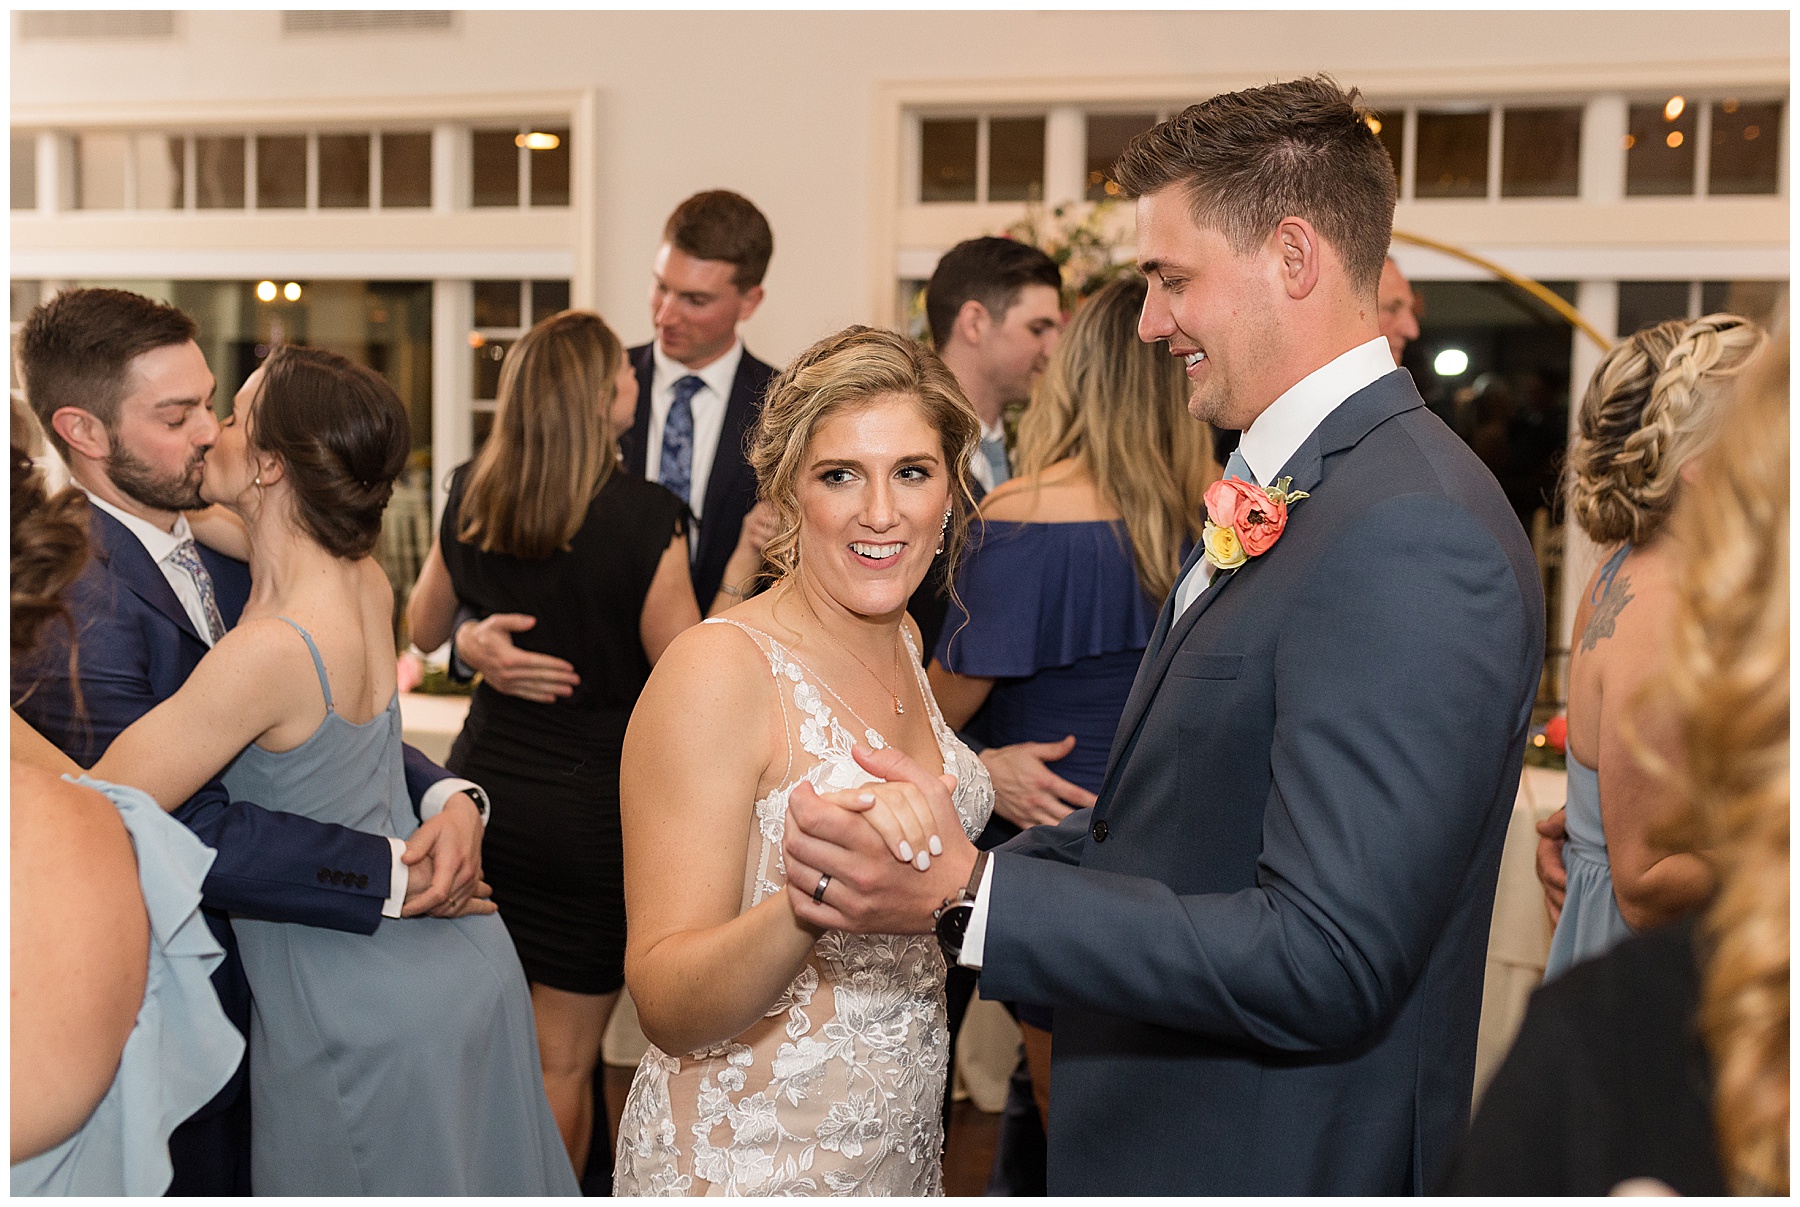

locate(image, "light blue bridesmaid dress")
(1542, 751), (1635, 981)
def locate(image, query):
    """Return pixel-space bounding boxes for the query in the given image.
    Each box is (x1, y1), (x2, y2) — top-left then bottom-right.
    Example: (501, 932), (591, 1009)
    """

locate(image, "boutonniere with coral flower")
(1201, 476), (1310, 571)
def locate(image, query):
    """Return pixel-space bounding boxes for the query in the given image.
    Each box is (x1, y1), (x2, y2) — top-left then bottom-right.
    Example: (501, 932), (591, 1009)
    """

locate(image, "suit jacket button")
(331, 870), (344, 885)
(356, 873), (369, 890)
(1092, 820), (1109, 843)
(317, 868), (331, 883)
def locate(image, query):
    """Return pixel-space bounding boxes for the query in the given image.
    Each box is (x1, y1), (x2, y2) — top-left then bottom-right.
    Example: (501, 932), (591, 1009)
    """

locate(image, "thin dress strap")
(274, 616), (334, 712)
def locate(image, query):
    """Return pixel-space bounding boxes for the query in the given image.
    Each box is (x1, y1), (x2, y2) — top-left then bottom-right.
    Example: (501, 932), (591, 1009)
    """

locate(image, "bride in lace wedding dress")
(613, 329), (990, 1196)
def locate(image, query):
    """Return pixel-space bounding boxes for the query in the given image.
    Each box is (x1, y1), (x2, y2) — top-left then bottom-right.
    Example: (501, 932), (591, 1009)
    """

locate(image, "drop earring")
(935, 509), (951, 556)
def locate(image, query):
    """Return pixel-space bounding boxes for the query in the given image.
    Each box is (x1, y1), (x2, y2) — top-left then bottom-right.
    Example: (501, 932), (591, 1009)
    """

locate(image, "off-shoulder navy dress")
(935, 518), (1160, 1030)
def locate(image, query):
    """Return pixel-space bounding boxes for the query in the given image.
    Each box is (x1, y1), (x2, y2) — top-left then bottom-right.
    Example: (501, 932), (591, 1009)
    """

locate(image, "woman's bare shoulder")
(980, 462), (1112, 523)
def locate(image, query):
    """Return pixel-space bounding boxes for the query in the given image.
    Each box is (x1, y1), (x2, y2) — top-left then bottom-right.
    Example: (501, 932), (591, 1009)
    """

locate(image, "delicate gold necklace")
(802, 591), (907, 715)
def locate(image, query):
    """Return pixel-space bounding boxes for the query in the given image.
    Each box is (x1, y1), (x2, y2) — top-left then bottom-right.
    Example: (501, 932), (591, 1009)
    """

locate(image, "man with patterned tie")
(13, 287), (493, 1195)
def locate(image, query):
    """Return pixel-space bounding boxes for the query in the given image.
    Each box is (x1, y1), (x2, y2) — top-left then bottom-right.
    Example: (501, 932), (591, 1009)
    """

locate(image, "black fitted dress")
(441, 463), (687, 995)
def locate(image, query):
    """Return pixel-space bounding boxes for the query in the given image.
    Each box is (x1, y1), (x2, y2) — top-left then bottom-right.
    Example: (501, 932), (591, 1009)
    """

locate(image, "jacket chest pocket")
(1169, 651), (1243, 681)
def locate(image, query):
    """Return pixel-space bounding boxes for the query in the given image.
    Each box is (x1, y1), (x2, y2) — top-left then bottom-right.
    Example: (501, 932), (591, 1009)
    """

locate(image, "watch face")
(935, 901), (972, 949)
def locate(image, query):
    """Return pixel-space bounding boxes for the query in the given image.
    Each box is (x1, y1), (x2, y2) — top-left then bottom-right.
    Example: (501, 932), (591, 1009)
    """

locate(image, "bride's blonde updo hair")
(1566, 313), (1766, 546)
(748, 326), (980, 585)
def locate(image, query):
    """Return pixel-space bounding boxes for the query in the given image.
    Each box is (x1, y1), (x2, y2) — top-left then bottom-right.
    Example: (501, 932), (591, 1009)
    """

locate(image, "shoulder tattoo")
(1579, 544), (1634, 653)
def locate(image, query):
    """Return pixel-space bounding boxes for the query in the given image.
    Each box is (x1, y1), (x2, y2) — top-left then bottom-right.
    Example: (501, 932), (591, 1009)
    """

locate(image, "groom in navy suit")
(13, 288), (492, 1195)
(784, 77), (1544, 1194)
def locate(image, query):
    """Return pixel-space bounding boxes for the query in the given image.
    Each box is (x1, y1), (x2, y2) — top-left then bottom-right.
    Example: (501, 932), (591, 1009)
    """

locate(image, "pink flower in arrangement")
(1200, 475), (1310, 569)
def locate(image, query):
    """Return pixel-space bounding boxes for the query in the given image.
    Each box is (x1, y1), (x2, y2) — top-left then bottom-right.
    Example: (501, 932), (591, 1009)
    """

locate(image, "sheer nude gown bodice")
(614, 618), (994, 1196)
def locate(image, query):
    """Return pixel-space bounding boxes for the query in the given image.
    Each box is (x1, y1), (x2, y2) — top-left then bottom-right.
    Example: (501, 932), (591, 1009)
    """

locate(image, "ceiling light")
(1663, 96), (1685, 122)
(1433, 348), (1469, 377)
(283, 282), (302, 301)
(515, 132), (560, 151)
(1666, 131), (1684, 149)
(256, 280), (277, 302)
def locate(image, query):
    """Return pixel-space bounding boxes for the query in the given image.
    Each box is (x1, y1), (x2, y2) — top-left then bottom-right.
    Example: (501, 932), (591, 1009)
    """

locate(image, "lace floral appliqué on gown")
(615, 619), (993, 1196)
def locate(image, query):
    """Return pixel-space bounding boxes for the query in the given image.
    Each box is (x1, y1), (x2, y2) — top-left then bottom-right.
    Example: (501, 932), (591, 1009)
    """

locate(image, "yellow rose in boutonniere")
(1202, 519), (1247, 570)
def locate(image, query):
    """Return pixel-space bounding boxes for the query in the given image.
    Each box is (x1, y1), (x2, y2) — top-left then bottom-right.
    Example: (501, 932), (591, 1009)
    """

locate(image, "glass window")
(473, 280), (522, 329)
(528, 127), (570, 207)
(1414, 109), (1489, 198)
(1086, 113), (1156, 201)
(12, 134), (37, 210)
(1625, 98), (1695, 196)
(530, 279), (570, 325)
(1367, 110), (1404, 184)
(920, 118), (977, 203)
(256, 134), (307, 208)
(471, 128), (519, 207)
(73, 132), (129, 210)
(380, 132), (431, 208)
(1501, 107), (1581, 198)
(317, 133), (370, 208)
(1616, 281), (1691, 336)
(1708, 99), (1781, 196)
(1700, 280), (1786, 326)
(472, 407), (496, 455)
(195, 135), (245, 208)
(132, 133), (183, 210)
(472, 336), (514, 400)
(987, 116), (1045, 202)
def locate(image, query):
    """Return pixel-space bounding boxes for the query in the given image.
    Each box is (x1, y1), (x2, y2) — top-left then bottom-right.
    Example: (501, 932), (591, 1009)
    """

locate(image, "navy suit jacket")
(618, 341), (774, 610)
(14, 505), (461, 1116)
(977, 371), (1545, 1194)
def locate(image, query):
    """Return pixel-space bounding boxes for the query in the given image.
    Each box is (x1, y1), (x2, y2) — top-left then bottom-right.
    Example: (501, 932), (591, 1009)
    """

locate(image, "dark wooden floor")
(602, 1064), (1001, 1196)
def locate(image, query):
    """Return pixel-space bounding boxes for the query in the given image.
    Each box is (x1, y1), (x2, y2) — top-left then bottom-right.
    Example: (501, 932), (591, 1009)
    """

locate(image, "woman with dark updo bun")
(88, 346), (577, 1195)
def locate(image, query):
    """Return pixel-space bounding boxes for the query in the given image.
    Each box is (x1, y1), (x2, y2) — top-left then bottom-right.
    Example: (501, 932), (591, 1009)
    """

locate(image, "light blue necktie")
(979, 435), (1010, 488)
(168, 537), (227, 644)
(659, 375), (704, 509)
(1223, 447), (1256, 486)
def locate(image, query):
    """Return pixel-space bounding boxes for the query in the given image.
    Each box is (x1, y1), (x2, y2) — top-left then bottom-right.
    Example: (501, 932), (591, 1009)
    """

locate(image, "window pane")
(472, 337), (514, 400)
(1616, 281), (1691, 336)
(1626, 99), (1696, 197)
(380, 132), (431, 207)
(1367, 110), (1404, 184)
(920, 118), (977, 203)
(256, 135), (307, 208)
(1086, 113), (1156, 201)
(471, 128), (519, 207)
(1708, 99), (1781, 196)
(74, 133), (129, 210)
(195, 136), (245, 208)
(530, 279), (570, 326)
(131, 133), (183, 209)
(1414, 110), (1489, 198)
(1700, 280), (1786, 326)
(318, 133), (370, 208)
(987, 116), (1045, 202)
(473, 280), (522, 329)
(12, 134), (37, 210)
(1501, 107), (1581, 198)
(472, 407), (496, 455)
(528, 126), (570, 207)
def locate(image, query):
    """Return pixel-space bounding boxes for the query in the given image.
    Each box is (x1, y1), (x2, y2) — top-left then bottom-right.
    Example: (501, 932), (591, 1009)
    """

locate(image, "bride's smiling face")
(794, 393), (950, 619)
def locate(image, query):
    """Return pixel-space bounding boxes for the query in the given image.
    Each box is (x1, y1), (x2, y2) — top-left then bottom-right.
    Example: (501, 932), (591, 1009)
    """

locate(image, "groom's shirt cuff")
(382, 837), (408, 918)
(956, 853), (999, 970)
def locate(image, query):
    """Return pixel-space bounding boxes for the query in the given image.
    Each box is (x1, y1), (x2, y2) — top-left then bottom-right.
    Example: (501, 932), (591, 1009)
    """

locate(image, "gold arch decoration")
(1392, 231), (1614, 353)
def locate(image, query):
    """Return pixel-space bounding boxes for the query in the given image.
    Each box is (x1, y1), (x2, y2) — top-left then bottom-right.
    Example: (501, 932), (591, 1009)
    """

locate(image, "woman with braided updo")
(1540, 313), (1766, 980)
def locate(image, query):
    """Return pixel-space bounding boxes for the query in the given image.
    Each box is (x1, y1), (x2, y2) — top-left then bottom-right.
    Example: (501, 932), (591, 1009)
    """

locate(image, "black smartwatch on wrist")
(933, 850), (990, 963)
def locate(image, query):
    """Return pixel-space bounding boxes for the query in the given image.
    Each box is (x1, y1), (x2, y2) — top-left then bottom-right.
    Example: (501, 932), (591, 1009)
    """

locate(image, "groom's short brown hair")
(1112, 75), (1395, 299)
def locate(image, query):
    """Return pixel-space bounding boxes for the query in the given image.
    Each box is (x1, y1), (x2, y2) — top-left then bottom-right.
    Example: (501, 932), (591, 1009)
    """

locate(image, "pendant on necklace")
(895, 699), (905, 715)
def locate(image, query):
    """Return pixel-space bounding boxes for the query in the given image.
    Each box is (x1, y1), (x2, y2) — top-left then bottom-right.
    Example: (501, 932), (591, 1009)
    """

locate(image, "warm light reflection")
(515, 132), (561, 151)
(256, 280), (277, 302)
(468, 331), (486, 348)
(1366, 116), (1383, 136)
(1744, 126), (1761, 141)
(1622, 134), (1636, 150)
(282, 282), (302, 301)
(1722, 98), (1740, 114)
(1666, 131), (1684, 149)
(1664, 96), (1686, 122)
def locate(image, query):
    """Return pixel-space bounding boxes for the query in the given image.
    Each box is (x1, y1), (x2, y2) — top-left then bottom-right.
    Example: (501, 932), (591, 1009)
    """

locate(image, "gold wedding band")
(812, 873), (831, 904)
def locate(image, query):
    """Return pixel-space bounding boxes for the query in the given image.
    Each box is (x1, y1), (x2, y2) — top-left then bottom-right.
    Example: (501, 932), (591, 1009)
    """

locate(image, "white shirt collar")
(977, 415), (1006, 445)
(652, 337), (744, 402)
(1236, 336), (1398, 486)
(81, 486), (193, 563)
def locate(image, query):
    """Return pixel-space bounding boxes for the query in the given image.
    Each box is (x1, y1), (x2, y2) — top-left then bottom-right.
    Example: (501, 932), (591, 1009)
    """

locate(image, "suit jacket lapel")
(696, 351), (762, 560)
(620, 343), (655, 477)
(89, 507), (207, 646)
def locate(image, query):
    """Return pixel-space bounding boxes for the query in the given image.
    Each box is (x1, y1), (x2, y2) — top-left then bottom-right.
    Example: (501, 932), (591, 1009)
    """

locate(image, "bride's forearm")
(184, 506), (251, 561)
(626, 892), (819, 1056)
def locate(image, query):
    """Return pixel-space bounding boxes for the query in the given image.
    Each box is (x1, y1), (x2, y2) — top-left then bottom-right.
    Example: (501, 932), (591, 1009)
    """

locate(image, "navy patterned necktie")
(659, 375), (704, 508)
(168, 537), (227, 644)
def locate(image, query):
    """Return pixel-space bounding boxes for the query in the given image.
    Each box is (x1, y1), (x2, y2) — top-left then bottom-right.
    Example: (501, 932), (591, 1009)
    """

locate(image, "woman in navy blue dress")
(928, 274), (1218, 1126)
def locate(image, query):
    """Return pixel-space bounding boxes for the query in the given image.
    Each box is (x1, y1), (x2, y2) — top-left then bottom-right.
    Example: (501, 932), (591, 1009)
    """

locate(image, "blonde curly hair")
(1566, 314), (1767, 546)
(748, 326), (981, 589)
(1652, 330), (1787, 1194)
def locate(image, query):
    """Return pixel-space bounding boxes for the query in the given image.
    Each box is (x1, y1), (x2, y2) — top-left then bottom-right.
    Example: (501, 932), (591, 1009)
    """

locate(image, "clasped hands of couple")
(399, 793), (494, 919)
(782, 741), (978, 937)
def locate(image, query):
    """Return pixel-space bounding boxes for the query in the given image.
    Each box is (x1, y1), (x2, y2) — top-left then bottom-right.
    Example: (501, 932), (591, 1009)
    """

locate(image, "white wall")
(13, 9), (1788, 365)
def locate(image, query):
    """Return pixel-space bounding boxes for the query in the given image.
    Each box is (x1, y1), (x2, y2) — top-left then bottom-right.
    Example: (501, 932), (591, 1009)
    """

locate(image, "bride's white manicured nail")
(858, 792), (875, 804)
(914, 851), (931, 871)
(898, 841), (913, 862)
(928, 835), (943, 857)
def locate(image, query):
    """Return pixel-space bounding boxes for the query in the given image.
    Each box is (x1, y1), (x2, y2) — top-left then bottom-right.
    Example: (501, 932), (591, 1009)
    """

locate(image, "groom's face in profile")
(1135, 188), (1280, 432)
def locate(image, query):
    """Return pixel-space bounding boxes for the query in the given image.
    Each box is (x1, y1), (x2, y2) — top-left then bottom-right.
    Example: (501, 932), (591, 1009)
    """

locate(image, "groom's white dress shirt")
(643, 338), (744, 525)
(959, 335), (1399, 969)
(82, 488), (486, 919)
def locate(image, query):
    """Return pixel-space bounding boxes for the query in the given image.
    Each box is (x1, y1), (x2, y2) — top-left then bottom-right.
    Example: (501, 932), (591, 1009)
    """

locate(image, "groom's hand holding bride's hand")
(401, 794), (494, 917)
(784, 743), (976, 936)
